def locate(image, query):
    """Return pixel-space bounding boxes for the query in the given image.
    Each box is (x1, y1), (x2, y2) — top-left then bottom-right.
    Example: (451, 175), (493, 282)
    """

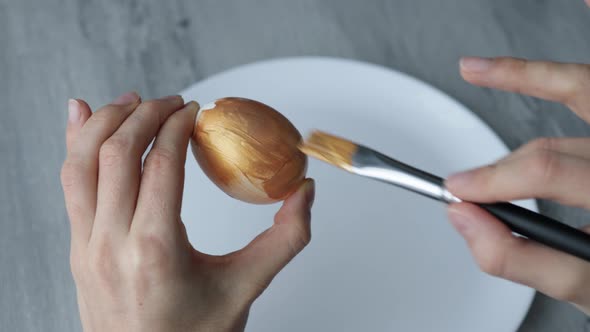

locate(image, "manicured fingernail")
(460, 57), (493, 72)
(304, 179), (315, 209)
(112, 91), (139, 105)
(446, 170), (475, 189)
(448, 207), (471, 236)
(68, 99), (81, 124)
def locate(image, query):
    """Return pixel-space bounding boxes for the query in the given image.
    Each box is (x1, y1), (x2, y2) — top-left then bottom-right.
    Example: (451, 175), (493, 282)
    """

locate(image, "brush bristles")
(298, 130), (358, 171)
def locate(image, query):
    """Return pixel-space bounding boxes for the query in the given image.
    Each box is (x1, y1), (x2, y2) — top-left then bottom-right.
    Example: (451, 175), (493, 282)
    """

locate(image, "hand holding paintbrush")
(301, 56), (590, 315)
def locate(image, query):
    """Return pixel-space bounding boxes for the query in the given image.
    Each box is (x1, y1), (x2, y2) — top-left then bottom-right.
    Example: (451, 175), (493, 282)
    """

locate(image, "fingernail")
(161, 94), (183, 102)
(183, 101), (200, 111)
(448, 207), (471, 236)
(460, 57), (493, 72)
(304, 179), (315, 209)
(446, 170), (475, 190)
(112, 91), (139, 105)
(68, 99), (81, 124)
(185, 100), (200, 108)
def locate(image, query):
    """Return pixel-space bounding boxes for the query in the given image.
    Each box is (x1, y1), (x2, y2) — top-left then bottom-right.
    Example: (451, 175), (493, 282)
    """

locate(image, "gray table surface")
(2, 0), (590, 331)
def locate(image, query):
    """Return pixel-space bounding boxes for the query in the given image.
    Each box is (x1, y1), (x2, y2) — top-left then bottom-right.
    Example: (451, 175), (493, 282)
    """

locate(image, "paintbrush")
(299, 130), (590, 262)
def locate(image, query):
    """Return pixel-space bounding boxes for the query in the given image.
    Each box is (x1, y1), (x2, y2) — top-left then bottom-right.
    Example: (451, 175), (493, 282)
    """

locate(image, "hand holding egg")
(61, 92), (315, 332)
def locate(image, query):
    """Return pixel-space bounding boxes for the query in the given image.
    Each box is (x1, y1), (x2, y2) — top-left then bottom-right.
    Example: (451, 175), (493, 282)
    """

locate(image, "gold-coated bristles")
(298, 130), (359, 171)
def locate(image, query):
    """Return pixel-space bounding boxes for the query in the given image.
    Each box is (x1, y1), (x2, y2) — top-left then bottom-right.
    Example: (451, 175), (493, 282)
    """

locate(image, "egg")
(190, 97), (308, 204)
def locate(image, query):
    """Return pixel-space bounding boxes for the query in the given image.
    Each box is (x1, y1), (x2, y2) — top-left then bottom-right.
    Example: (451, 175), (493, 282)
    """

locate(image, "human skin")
(61, 92), (315, 331)
(447, 54), (590, 315)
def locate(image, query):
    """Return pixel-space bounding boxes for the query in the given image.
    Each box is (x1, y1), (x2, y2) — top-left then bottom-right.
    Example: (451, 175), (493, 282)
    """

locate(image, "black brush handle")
(478, 202), (590, 262)
(368, 149), (590, 261)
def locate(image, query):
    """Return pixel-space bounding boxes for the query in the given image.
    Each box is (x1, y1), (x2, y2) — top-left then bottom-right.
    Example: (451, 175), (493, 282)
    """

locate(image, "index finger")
(446, 149), (590, 209)
(460, 57), (590, 122)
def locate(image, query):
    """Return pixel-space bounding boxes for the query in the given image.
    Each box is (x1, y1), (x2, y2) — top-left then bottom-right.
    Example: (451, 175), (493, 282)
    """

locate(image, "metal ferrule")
(350, 146), (461, 204)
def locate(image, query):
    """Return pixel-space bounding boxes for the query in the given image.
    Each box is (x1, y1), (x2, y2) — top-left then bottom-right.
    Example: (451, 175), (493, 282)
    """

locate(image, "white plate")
(180, 57), (535, 332)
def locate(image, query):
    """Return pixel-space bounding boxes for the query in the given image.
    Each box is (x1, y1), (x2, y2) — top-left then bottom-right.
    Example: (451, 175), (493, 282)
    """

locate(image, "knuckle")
(99, 136), (133, 166)
(469, 165), (497, 192)
(476, 247), (507, 277)
(60, 159), (86, 192)
(88, 106), (120, 126)
(497, 57), (527, 73)
(562, 65), (590, 106)
(526, 137), (556, 152)
(145, 147), (178, 172)
(130, 233), (172, 277)
(534, 61), (553, 77)
(138, 100), (161, 111)
(137, 101), (163, 120)
(127, 233), (173, 299)
(127, 102), (162, 130)
(88, 237), (120, 286)
(526, 150), (561, 184)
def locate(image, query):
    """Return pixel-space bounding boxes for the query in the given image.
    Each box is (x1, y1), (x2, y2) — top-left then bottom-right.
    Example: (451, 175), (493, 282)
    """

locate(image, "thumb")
(448, 202), (590, 308)
(231, 179), (315, 293)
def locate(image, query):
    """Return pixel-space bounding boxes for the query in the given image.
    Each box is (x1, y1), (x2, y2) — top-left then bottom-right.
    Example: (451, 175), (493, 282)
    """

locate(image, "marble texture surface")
(1, 0), (589, 331)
